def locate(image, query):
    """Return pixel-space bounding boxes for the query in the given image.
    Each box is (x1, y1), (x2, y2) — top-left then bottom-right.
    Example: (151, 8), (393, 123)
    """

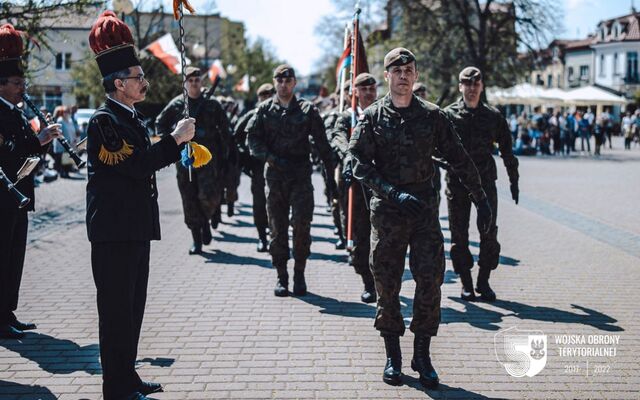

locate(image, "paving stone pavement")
(1, 137), (639, 399)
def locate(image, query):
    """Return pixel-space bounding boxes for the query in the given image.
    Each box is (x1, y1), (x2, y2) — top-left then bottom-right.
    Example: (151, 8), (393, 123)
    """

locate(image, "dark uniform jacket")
(444, 98), (519, 183)
(246, 96), (334, 179)
(349, 94), (484, 202)
(86, 98), (180, 242)
(0, 99), (44, 212)
(155, 93), (232, 172)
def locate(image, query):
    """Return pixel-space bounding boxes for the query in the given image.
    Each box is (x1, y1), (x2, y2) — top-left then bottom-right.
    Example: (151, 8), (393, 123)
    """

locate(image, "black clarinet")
(22, 94), (87, 169)
(0, 167), (30, 209)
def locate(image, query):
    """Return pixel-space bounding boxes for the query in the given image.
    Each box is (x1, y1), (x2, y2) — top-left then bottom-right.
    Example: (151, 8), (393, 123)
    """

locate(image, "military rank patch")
(92, 114), (134, 165)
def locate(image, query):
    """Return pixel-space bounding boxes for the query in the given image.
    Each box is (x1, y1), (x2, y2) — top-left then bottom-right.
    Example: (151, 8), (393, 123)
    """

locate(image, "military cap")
(412, 82), (427, 93)
(273, 64), (296, 79)
(384, 47), (416, 69)
(354, 72), (376, 87)
(185, 66), (201, 78)
(256, 83), (275, 96)
(459, 66), (482, 82)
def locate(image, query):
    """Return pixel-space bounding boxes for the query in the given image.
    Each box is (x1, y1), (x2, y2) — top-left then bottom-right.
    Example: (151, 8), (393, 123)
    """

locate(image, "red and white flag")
(234, 73), (250, 92)
(145, 33), (190, 74)
(208, 59), (227, 83)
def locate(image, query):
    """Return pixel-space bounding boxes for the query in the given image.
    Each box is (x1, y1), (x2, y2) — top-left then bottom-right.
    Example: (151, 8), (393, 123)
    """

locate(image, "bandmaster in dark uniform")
(85, 11), (195, 400)
(444, 66), (519, 302)
(348, 48), (492, 389)
(0, 23), (61, 339)
(155, 66), (232, 254)
(246, 64), (337, 297)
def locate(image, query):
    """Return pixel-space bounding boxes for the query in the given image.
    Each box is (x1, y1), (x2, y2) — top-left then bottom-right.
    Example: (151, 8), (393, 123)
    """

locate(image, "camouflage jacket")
(444, 98), (519, 183)
(329, 107), (365, 167)
(246, 96), (334, 179)
(155, 93), (232, 170)
(233, 107), (257, 152)
(348, 93), (484, 202)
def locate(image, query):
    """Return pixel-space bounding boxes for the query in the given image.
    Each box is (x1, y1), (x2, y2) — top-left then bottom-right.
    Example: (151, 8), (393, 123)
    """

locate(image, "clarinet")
(0, 167), (30, 209)
(22, 94), (87, 169)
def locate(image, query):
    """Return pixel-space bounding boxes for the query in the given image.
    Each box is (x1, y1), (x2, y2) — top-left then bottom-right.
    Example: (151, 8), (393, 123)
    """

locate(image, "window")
(536, 74), (543, 86)
(568, 66), (574, 81)
(55, 52), (72, 71)
(614, 53), (619, 75)
(627, 52), (638, 82)
(44, 92), (62, 111)
(580, 65), (589, 80)
(600, 54), (605, 77)
(547, 74), (553, 88)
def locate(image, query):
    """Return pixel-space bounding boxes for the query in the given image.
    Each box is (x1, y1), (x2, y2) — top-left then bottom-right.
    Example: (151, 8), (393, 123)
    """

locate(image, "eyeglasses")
(7, 79), (27, 88)
(119, 75), (146, 83)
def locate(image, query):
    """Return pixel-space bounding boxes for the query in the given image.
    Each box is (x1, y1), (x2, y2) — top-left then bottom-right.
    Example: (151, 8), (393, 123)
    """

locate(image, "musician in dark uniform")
(0, 23), (62, 339)
(86, 12), (195, 400)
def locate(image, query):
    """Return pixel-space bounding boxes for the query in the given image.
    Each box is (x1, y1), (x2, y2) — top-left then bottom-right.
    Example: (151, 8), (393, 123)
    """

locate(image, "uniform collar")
(106, 96), (137, 119)
(0, 95), (16, 111)
(381, 93), (422, 120)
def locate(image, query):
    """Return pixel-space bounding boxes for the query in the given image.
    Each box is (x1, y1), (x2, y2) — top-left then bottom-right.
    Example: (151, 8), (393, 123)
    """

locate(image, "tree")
(393, 0), (563, 105)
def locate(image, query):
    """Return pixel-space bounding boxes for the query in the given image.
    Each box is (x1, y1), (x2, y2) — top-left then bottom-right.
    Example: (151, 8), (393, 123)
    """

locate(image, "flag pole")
(346, 3), (361, 252)
(338, 23), (349, 114)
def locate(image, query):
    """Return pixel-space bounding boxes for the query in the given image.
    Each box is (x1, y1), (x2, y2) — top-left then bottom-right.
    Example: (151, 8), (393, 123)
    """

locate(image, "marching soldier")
(0, 23), (62, 339)
(349, 48), (492, 389)
(329, 72), (378, 303)
(247, 64), (337, 297)
(413, 82), (443, 206)
(155, 66), (232, 255)
(443, 67), (519, 302)
(220, 96), (242, 219)
(86, 11), (195, 399)
(234, 83), (275, 252)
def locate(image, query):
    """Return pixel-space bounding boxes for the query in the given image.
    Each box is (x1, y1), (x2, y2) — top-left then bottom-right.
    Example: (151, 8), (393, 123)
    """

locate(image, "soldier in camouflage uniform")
(155, 67), (232, 255)
(247, 64), (337, 297)
(443, 67), (519, 302)
(234, 83), (275, 252)
(348, 48), (492, 389)
(329, 73), (378, 303)
(413, 82), (443, 207)
(220, 97), (241, 219)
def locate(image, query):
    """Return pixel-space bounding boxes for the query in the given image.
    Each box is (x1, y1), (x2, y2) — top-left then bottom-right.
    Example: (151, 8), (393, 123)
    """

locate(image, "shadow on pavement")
(137, 357), (175, 368)
(440, 297), (623, 332)
(0, 380), (57, 399)
(0, 332), (100, 375)
(308, 251), (348, 264)
(217, 230), (257, 244)
(295, 292), (376, 319)
(201, 249), (272, 269)
(492, 299), (624, 332)
(402, 377), (496, 399)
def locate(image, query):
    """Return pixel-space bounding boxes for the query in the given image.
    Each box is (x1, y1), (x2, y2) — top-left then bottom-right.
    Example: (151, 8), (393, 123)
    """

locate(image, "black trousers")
(0, 207), (28, 325)
(91, 241), (150, 400)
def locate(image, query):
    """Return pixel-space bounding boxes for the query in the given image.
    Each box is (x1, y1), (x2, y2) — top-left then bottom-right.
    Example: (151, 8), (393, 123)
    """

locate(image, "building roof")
(594, 11), (640, 43)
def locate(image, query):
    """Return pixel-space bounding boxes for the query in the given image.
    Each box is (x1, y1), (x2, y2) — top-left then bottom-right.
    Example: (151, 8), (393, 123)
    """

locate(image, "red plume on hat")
(0, 23), (26, 78)
(89, 10), (140, 78)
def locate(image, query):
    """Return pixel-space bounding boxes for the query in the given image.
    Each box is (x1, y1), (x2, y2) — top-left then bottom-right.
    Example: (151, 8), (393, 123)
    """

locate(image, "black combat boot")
(201, 223), (212, 246)
(411, 335), (439, 389)
(476, 268), (496, 302)
(210, 207), (221, 230)
(227, 202), (235, 217)
(256, 228), (269, 253)
(335, 236), (346, 250)
(293, 261), (307, 296)
(189, 229), (203, 255)
(459, 269), (476, 301)
(274, 264), (289, 297)
(361, 274), (377, 304)
(382, 336), (402, 385)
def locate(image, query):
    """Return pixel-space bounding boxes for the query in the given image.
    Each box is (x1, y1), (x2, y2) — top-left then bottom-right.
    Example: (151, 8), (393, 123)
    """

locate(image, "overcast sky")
(156, 0), (637, 75)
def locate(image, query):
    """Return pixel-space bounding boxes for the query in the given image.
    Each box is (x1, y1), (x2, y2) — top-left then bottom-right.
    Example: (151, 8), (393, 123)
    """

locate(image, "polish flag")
(234, 74), (250, 92)
(208, 59), (227, 83)
(145, 33), (190, 74)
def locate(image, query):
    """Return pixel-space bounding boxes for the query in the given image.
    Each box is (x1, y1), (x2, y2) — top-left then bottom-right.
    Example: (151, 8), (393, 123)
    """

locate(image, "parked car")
(75, 108), (96, 139)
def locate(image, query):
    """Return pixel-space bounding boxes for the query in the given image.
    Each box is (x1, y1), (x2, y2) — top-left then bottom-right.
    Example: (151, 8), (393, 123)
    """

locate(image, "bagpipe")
(0, 167), (30, 208)
(22, 94), (86, 169)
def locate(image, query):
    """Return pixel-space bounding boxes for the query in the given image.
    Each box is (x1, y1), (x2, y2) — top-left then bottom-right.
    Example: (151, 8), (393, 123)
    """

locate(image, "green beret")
(185, 66), (201, 78)
(459, 66), (482, 82)
(384, 47), (416, 69)
(354, 72), (376, 87)
(256, 83), (274, 96)
(273, 64), (296, 79)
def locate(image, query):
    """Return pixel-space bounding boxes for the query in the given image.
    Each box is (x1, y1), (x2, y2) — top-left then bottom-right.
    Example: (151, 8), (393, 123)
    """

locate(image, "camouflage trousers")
(266, 175), (314, 266)
(370, 185), (445, 337)
(223, 161), (242, 205)
(445, 176), (500, 273)
(339, 180), (372, 281)
(250, 162), (268, 232)
(176, 164), (223, 231)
